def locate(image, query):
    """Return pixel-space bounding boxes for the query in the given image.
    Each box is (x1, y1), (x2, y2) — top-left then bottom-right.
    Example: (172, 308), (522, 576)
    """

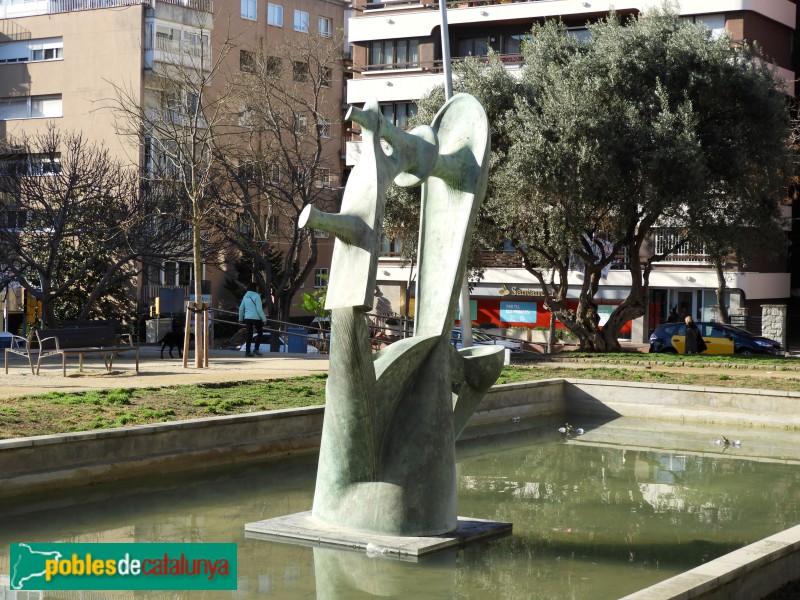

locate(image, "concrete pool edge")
(619, 523), (800, 600)
(6, 377), (800, 499)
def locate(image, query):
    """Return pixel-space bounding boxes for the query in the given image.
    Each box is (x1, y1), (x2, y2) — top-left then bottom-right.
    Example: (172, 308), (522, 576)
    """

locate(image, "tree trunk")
(714, 259), (730, 323)
(600, 249), (649, 351)
(192, 216), (205, 368)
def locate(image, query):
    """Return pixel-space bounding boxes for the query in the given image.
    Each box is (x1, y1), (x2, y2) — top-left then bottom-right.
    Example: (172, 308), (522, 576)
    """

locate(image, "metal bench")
(4, 323), (140, 376)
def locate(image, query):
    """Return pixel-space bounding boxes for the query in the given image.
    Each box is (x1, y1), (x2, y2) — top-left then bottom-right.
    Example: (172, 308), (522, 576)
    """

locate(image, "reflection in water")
(1, 417), (800, 599)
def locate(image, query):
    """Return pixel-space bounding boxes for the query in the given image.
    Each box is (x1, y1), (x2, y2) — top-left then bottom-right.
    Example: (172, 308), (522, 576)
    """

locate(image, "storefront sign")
(498, 284), (543, 297)
(500, 301), (537, 323)
(598, 305), (613, 326)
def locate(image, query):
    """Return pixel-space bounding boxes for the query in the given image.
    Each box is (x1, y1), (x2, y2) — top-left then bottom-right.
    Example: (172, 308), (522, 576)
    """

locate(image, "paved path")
(1, 345), (329, 399)
(4, 343), (799, 400)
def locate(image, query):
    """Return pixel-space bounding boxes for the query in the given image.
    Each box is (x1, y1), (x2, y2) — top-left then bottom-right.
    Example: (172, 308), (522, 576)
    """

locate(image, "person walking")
(239, 282), (267, 357)
(666, 306), (680, 323)
(684, 315), (707, 355)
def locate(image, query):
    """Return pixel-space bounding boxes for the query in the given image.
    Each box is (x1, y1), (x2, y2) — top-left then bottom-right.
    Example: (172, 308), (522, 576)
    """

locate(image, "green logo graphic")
(10, 543), (237, 591)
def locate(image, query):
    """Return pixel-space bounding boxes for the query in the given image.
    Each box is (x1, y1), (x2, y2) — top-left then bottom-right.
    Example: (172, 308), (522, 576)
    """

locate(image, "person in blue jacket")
(239, 281), (267, 357)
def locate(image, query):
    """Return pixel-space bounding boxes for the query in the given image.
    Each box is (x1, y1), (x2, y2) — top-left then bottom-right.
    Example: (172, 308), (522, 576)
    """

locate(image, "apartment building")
(345, 0), (798, 344)
(0, 0), (346, 333)
(208, 0), (346, 320)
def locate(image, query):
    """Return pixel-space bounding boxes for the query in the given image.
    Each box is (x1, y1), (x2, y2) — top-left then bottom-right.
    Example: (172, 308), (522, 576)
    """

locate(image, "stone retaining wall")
(3, 377), (798, 500)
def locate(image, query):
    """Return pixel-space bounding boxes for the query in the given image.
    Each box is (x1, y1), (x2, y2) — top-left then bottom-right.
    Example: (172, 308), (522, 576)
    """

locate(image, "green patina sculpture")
(299, 93), (503, 537)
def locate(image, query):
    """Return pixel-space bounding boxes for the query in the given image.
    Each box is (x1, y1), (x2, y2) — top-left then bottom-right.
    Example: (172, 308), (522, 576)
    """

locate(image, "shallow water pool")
(2, 415), (799, 599)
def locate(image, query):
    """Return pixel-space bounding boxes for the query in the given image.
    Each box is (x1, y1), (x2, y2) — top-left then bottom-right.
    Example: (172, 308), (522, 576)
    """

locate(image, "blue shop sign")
(500, 301), (537, 323)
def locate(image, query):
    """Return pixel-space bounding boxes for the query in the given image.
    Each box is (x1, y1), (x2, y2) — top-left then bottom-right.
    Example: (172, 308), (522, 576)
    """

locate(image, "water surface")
(2, 416), (799, 599)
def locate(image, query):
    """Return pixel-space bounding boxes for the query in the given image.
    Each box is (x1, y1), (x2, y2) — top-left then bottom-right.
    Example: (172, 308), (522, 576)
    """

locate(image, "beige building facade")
(0, 0), (346, 334)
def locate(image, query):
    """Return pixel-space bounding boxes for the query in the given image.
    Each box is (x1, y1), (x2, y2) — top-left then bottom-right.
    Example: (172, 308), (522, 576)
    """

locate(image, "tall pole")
(439, 0), (472, 347)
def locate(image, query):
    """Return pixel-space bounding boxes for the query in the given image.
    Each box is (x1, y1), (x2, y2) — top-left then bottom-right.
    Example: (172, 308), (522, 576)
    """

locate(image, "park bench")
(4, 322), (139, 376)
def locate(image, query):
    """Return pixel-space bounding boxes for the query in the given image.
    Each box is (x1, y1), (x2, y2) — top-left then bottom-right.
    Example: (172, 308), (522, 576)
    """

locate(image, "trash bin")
(287, 327), (308, 354)
(0, 332), (11, 349)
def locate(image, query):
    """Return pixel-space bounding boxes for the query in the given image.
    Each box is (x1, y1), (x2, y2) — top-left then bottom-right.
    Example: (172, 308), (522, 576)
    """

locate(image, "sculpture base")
(244, 511), (512, 559)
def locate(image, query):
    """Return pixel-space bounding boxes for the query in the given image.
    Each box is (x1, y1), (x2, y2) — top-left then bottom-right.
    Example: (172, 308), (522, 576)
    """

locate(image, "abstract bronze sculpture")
(298, 92), (503, 537)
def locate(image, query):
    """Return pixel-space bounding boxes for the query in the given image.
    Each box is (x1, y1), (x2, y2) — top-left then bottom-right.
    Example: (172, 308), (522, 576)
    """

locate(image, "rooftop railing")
(351, 0), (550, 12)
(0, 0), (211, 19)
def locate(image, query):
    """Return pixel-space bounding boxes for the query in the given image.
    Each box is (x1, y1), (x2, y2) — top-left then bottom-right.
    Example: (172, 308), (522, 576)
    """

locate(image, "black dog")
(159, 330), (183, 359)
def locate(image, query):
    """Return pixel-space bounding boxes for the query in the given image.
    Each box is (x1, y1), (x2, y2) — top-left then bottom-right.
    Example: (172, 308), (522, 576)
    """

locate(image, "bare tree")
(109, 18), (236, 366)
(212, 31), (344, 348)
(0, 127), (190, 327)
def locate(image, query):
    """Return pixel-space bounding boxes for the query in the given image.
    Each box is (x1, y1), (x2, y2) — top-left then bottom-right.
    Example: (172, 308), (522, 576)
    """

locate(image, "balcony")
(141, 281), (211, 304)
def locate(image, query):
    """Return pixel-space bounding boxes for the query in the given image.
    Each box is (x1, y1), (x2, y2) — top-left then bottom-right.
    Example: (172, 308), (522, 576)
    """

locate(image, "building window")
(268, 163), (280, 183)
(294, 112), (308, 134)
(380, 102), (417, 128)
(314, 167), (331, 188)
(241, 0), (257, 21)
(240, 50), (255, 72)
(457, 37), (491, 57)
(687, 14), (726, 39)
(266, 56), (282, 76)
(0, 38), (62, 64)
(0, 40), (30, 63)
(380, 234), (403, 255)
(293, 61), (309, 82)
(317, 117), (331, 139)
(566, 27), (591, 44)
(267, 3), (283, 26)
(319, 66), (332, 87)
(267, 215), (280, 235)
(294, 10), (309, 33)
(368, 39), (419, 69)
(31, 46), (62, 61)
(30, 154), (61, 175)
(314, 267), (329, 288)
(318, 16), (332, 37)
(238, 105), (254, 127)
(0, 95), (62, 120)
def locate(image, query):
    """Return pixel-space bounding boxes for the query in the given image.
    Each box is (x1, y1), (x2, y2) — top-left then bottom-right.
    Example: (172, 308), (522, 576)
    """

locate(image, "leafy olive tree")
(389, 7), (791, 351)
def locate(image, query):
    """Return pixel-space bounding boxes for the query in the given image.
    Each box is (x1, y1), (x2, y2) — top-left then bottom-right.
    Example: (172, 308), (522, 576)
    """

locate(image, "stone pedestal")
(245, 511), (512, 557)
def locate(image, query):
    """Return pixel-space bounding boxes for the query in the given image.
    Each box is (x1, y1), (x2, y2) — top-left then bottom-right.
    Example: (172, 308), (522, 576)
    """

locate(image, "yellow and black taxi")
(649, 322), (784, 356)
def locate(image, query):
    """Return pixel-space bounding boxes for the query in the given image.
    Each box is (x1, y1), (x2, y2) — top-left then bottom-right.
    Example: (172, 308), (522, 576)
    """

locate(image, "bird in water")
(558, 423), (584, 436)
(714, 435), (741, 447)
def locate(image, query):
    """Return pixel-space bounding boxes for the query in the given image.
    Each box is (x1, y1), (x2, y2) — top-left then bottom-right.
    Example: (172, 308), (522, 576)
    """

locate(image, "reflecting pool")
(2, 416), (800, 599)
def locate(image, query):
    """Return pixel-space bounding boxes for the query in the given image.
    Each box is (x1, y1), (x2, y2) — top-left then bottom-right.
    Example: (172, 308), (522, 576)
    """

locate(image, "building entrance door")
(672, 290), (694, 321)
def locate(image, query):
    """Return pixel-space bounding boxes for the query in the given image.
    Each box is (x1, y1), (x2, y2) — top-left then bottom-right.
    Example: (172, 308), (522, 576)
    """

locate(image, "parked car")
(238, 332), (319, 354)
(649, 322), (783, 356)
(450, 328), (523, 352)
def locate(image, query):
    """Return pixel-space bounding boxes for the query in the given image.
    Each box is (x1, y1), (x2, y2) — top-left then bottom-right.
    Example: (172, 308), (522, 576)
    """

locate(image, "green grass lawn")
(2, 356), (799, 440)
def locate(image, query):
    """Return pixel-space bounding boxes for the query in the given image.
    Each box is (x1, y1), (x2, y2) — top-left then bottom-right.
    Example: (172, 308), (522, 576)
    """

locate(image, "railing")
(153, 36), (209, 58)
(351, 0), (549, 12)
(354, 53), (524, 74)
(140, 281), (212, 304)
(0, 19), (31, 41)
(157, 0), (212, 12)
(0, 0), (210, 19)
(729, 314), (762, 336)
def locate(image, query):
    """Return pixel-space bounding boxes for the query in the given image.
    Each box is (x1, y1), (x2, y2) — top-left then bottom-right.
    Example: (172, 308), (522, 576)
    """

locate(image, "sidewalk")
(1, 345), (330, 399)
